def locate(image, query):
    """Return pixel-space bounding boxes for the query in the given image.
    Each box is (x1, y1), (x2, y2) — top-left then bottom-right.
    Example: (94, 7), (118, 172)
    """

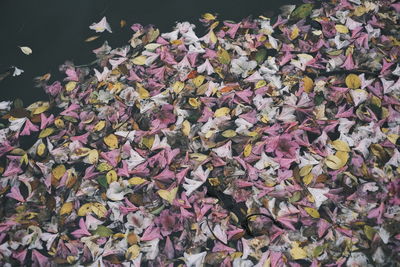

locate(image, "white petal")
(183, 178), (204, 196)
(12, 67), (24, 76)
(9, 117), (27, 131)
(350, 89), (368, 106)
(308, 187), (329, 209)
(89, 17), (112, 33)
(19, 46), (32, 55)
(184, 251), (207, 267)
(126, 149), (145, 170)
(212, 141), (232, 159)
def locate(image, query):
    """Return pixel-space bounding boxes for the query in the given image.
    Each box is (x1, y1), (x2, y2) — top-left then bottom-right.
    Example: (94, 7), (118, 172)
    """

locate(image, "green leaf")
(150, 204), (165, 215)
(255, 49), (267, 64)
(63, 116), (78, 123)
(92, 225), (113, 237)
(313, 246), (324, 258)
(97, 175), (108, 189)
(217, 48), (231, 64)
(364, 225), (376, 240)
(291, 4), (314, 20)
(14, 98), (24, 109)
(314, 92), (324, 106)
(289, 191), (301, 203)
(38, 128), (55, 138)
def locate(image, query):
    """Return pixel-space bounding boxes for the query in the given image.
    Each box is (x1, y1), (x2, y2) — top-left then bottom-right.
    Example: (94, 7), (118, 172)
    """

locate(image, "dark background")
(0, 0), (302, 103)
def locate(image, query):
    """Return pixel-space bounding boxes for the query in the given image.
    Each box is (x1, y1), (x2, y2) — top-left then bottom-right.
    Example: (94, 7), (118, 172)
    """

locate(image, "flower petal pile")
(0, 0), (400, 266)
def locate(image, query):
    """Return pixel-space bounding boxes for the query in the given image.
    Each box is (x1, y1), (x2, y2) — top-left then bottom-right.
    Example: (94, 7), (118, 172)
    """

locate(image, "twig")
(205, 216), (229, 246)
(310, 69), (380, 78)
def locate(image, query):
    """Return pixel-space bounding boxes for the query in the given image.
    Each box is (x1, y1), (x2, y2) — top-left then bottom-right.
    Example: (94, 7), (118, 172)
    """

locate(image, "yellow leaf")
(87, 150), (99, 164)
(141, 135), (154, 149)
(170, 39), (183, 45)
(126, 244), (140, 260)
(97, 162), (113, 172)
(299, 165), (313, 177)
(39, 128), (55, 138)
(128, 177), (147, 185)
(222, 129), (237, 138)
(304, 207), (320, 218)
(145, 43), (162, 51)
(335, 151), (349, 166)
(52, 165), (66, 180)
(104, 134), (119, 149)
(290, 242), (307, 260)
(214, 107), (230, 117)
(290, 26), (300, 40)
(36, 143), (47, 156)
(190, 153), (208, 161)
(157, 187), (178, 204)
(331, 139), (350, 152)
(19, 46), (32, 55)
(11, 148), (27, 156)
(91, 202), (107, 218)
(353, 6), (366, 16)
(302, 76), (314, 93)
(78, 203), (93, 216)
(210, 21), (219, 30)
(32, 102), (50, 115)
(202, 13), (216, 20)
(371, 95), (381, 107)
(255, 80), (267, 89)
(231, 252), (243, 259)
(106, 170), (118, 184)
(60, 202), (73, 215)
(94, 121), (106, 131)
(303, 173), (314, 185)
(387, 134), (399, 144)
(208, 177), (220, 186)
(193, 75), (205, 87)
(85, 36), (100, 42)
(325, 155), (345, 170)
(54, 118), (65, 128)
(188, 98), (201, 108)
(261, 114), (269, 123)
(335, 24), (349, 34)
(263, 257), (271, 267)
(73, 147), (91, 157)
(20, 153), (28, 165)
(137, 84), (150, 99)
(205, 130), (215, 139)
(209, 30), (217, 44)
(172, 81), (185, 94)
(132, 55), (147, 65)
(65, 81), (77, 92)
(182, 120), (191, 136)
(244, 144), (252, 157)
(247, 131), (258, 137)
(345, 74), (361, 89)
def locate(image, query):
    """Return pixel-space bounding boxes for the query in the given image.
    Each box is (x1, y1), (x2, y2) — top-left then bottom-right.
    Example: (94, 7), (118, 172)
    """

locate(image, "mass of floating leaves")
(0, 0), (400, 266)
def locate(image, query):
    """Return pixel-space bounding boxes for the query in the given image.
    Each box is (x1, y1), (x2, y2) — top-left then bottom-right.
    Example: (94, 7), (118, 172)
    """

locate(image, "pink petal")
(71, 218), (91, 238)
(32, 250), (49, 267)
(6, 186), (25, 202)
(141, 225), (161, 241)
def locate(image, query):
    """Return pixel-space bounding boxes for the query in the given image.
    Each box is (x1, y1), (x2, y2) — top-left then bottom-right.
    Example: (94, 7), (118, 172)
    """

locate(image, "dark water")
(0, 0), (302, 103)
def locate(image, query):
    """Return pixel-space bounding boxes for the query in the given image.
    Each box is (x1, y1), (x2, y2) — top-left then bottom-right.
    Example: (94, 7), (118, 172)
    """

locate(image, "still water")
(0, 0), (301, 103)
